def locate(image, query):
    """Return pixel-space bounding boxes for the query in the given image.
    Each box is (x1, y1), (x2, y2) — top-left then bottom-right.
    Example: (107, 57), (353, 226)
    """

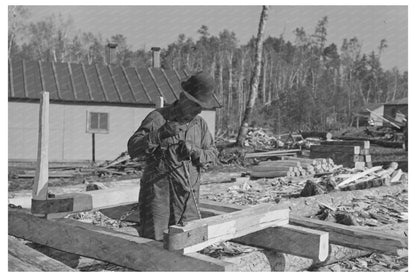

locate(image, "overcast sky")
(21, 5), (408, 71)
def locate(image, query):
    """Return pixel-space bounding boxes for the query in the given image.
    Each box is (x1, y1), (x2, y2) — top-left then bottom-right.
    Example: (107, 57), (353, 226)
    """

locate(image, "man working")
(128, 72), (218, 241)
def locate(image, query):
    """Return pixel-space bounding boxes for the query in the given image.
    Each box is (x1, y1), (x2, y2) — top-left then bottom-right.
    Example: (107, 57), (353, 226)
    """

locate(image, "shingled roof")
(8, 59), (220, 109)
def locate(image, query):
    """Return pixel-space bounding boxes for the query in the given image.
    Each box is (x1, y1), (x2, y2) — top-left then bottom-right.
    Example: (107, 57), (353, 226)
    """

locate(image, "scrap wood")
(336, 166), (383, 189)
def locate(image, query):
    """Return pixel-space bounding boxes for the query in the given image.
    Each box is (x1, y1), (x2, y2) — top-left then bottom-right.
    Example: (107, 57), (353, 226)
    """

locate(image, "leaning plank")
(8, 236), (76, 272)
(336, 166), (382, 188)
(289, 216), (407, 255)
(165, 204), (289, 253)
(233, 225), (329, 262)
(9, 209), (236, 271)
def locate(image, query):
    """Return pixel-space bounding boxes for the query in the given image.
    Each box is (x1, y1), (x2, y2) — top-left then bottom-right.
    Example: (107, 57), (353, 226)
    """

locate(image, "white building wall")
(8, 102), (216, 162)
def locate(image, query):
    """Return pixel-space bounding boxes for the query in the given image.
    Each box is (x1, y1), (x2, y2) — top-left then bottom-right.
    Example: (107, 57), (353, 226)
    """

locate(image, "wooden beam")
(199, 199), (407, 255)
(245, 150), (299, 159)
(311, 145), (361, 154)
(8, 236), (76, 272)
(321, 140), (370, 149)
(336, 166), (382, 189)
(29, 183), (140, 216)
(289, 216), (407, 255)
(8, 209), (236, 271)
(165, 204), (289, 253)
(198, 203), (329, 261)
(32, 91), (49, 203)
(234, 225), (329, 262)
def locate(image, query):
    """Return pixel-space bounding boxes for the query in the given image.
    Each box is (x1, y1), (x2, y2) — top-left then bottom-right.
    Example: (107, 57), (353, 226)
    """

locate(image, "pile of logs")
(249, 157), (341, 178)
(311, 140), (372, 169)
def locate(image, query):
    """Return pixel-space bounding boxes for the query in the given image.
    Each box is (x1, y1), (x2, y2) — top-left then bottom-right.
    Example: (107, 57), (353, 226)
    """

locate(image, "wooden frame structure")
(8, 92), (407, 271)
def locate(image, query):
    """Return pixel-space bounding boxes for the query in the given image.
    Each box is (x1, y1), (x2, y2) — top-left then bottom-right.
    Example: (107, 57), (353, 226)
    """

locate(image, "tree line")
(9, 6), (408, 135)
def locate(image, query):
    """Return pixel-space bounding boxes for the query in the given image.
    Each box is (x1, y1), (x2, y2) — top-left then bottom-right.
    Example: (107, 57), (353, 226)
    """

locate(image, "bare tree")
(236, 5), (269, 146)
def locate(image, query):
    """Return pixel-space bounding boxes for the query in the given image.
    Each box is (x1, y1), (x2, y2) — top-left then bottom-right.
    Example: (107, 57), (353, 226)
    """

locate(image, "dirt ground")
(8, 146), (408, 272)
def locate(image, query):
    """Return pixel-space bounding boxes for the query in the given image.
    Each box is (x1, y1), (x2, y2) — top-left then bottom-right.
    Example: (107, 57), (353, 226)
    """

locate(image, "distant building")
(355, 98), (408, 127)
(8, 47), (220, 162)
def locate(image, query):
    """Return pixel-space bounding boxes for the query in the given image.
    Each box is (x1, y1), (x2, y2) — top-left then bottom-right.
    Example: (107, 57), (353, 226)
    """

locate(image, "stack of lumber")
(311, 140), (371, 169)
(249, 158), (340, 178)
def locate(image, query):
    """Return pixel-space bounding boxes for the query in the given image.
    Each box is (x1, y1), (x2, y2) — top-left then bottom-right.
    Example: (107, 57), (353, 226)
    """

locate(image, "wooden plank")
(8, 209), (236, 271)
(233, 225), (329, 262)
(245, 149), (301, 159)
(321, 140), (370, 149)
(336, 166), (383, 189)
(32, 91), (49, 202)
(165, 204), (289, 253)
(311, 145), (361, 154)
(289, 216), (407, 254)
(8, 236), (76, 272)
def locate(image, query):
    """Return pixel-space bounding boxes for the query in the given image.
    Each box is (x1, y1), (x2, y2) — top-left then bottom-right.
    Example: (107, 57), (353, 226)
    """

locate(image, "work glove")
(158, 121), (186, 141)
(177, 140), (200, 162)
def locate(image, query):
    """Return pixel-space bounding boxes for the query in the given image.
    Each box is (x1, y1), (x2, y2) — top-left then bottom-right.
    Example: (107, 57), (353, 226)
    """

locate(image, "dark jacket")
(128, 104), (217, 240)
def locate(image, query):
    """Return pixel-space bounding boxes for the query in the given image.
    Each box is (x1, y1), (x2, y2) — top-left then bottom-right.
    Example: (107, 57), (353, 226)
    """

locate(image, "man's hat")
(181, 72), (215, 109)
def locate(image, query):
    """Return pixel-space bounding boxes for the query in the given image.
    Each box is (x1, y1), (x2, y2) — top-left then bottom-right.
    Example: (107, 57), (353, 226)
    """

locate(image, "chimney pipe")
(105, 43), (118, 64)
(151, 47), (161, 68)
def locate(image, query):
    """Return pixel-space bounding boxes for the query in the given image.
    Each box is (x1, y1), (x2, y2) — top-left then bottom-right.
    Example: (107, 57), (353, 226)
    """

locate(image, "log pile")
(311, 140), (372, 169)
(249, 158), (341, 178)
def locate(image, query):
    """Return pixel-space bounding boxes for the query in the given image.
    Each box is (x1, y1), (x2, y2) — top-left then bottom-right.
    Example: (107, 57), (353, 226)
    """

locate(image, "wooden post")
(32, 91), (49, 201)
(92, 133), (95, 163)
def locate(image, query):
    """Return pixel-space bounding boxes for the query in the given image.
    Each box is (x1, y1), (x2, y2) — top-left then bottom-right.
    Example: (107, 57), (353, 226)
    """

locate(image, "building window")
(87, 111), (109, 133)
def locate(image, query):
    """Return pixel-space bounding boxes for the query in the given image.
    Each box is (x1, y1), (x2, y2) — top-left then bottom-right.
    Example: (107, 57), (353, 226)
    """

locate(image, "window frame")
(86, 111), (110, 134)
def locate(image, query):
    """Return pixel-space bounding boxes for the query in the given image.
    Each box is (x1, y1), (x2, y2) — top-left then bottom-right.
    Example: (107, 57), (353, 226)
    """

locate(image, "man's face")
(176, 95), (202, 123)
